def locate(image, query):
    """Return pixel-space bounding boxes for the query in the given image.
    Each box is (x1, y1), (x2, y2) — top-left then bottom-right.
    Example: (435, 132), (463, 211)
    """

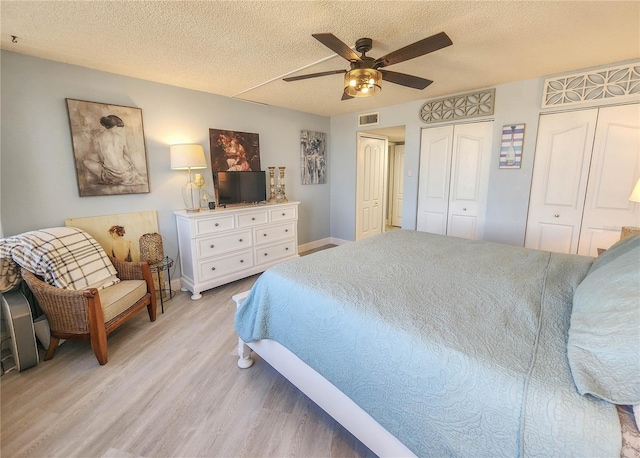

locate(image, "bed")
(234, 230), (640, 457)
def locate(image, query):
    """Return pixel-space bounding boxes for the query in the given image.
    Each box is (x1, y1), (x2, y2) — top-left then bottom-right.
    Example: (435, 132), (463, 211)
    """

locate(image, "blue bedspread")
(235, 230), (621, 457)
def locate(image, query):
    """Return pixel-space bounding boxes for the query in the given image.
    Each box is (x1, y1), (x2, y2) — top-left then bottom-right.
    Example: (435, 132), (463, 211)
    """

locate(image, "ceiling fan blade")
(312, 33), (362, 62)
(341, 91), (354, 101)
(374, 32), (452, 68)
(283, 69), (347, 82)
(380, 70), (433, 90)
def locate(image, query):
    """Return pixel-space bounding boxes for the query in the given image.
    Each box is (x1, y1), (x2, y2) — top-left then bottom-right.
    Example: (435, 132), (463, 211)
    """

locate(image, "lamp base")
(183, 181), (201, 213)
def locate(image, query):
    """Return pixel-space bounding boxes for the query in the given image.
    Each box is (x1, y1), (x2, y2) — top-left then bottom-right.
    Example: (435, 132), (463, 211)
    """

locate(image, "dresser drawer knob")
(210, 244), (215, 248)
(282, 213), (286, 216)
(286, 247), (289, 251)
(554, 214), (560, 218)
(252, 217), (255, 221)
(264, 253), (268, 256)
(215, 223), (219, 227)
(239, 238), (243, 242)
(211, 267), (216, 271)
(240, 259), (244, 263)
(285, 229), (288, 232)
(263, 233), (267, 237)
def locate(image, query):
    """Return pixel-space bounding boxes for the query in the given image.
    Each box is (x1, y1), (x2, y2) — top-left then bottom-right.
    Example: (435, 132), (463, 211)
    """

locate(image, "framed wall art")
(209, 129), (261, 173)
(499, 123), (525, 169)
(65, 211), (159, 262)
(300, 130), (326, 185)
(66, 99), (150, 196)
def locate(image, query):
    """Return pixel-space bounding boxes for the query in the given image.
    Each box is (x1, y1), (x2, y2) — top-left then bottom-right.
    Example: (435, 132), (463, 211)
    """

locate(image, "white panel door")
(417, 125), (454, 234)
(356, 135), (386, 240)
(578, 104), (640, 255)
(391, 144), (405, 227)
(447, 122), (493, 240)
(525, 109), (598, 253)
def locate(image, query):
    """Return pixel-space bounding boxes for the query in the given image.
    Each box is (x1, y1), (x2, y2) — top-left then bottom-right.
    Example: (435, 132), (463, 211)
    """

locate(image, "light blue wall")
(3, 51), (637, 256)
(329, 82), (542, 245)
(1, 51), (331, 264)
(329, 60), (637, 246)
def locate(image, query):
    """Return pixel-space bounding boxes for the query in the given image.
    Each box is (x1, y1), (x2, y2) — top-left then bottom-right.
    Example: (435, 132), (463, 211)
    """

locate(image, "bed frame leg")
(237, 338), (254, 369)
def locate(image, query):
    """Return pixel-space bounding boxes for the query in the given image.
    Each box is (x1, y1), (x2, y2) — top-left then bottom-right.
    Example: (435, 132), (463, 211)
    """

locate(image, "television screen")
(215, 171), (267, 205)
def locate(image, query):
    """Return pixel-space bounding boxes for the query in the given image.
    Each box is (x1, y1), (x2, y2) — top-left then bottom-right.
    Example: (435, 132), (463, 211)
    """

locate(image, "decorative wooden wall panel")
(542, 62), (640, 108)
(419, 89), (495, 124)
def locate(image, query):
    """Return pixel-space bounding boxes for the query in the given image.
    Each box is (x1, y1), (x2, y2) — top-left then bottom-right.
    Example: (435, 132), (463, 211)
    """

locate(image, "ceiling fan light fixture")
(344, 68), (382, 97)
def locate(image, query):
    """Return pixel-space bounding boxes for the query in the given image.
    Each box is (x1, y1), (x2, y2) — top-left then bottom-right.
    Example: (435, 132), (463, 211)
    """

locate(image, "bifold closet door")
(526, 104), (640, 255)
(417, 125), (453, 235)
(577, 104), (640, 255)
(446, 122), (493, 240)
(416, 121), (492, 240)
(525, 110), (598, 254)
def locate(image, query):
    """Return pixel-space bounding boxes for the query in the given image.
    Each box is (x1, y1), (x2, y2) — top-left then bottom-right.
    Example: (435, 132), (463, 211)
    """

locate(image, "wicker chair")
(21, 256), (157, 365)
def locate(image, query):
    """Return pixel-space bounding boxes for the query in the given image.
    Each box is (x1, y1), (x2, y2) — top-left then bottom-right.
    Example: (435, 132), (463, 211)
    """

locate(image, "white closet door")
(447, 122), (493, 240)
(525, 109), (598, 254)
(417, 125), (454, 234)
(578, 104), (640, 255)
(391, 144), (405, 227)
(356, 135), (386, 240)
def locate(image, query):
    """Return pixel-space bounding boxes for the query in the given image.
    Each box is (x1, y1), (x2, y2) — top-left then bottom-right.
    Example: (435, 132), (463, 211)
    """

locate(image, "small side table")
(149, 257), (175, 313)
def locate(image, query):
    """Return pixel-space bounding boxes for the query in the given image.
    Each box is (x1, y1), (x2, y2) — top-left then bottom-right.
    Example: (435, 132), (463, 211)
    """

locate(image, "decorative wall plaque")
(419, 89), (495, 124)
(542, 62), (640, 108)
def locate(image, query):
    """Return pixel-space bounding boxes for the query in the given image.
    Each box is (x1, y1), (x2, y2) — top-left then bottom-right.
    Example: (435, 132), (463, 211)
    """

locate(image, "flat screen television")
(215, 171), (267, 205)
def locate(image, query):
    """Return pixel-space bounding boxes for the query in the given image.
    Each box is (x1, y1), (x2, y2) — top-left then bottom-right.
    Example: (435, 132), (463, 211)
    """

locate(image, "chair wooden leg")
(147, 302), (157, 322)
(90, 330), (108, 365)
(86, 292), (108, 365)
(44, 337), (60, 361)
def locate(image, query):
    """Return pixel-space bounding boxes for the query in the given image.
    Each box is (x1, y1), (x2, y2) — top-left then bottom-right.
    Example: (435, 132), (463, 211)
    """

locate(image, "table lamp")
(170, 144), (207, 212)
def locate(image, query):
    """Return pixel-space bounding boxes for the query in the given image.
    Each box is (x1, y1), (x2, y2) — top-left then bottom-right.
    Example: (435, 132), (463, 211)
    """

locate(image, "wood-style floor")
(1, 247), (376, 458)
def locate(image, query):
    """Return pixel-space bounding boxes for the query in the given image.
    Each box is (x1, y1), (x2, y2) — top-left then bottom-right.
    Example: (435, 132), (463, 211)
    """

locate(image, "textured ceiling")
(1, 1), (639, 117)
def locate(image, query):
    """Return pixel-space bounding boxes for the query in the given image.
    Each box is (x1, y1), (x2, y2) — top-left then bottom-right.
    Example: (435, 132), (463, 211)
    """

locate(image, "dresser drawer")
(198, 250), (254, 281)
(237, 210), (268, 228)
(194, 215), (235, 236)
(270, 206), (296, 222)
(254, 222), (295, 246)
(196, 230), (252, 258)
(255, 240), (296, 265)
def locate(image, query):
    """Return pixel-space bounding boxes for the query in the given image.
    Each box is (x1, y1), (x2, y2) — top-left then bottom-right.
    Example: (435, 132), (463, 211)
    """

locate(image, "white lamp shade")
(170, 144), (207, 170)
(630, 178), (640, 203)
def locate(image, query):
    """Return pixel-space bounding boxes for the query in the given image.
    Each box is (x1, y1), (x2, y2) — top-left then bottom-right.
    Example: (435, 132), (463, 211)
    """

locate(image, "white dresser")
(174, 202), (299, 300)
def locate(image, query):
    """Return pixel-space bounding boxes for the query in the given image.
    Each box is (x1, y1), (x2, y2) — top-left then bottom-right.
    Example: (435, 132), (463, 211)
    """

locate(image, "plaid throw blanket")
(0, 227), (119, 291)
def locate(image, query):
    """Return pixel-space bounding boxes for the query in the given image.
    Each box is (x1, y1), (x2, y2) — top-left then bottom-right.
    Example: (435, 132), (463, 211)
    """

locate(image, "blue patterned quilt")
(235, 230), (621, 457)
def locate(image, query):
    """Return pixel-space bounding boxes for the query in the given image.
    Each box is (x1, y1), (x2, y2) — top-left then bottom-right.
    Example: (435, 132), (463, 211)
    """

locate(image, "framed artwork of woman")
(66, 99), (150, 197)
(209, 129), (261, 173)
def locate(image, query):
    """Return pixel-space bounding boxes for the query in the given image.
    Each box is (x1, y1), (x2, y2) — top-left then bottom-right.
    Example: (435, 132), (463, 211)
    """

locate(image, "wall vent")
(359, 112), (379, 127)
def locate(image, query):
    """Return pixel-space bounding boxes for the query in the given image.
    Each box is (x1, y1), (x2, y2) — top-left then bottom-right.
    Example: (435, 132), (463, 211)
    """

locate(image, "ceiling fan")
(283, 32), (452, 100)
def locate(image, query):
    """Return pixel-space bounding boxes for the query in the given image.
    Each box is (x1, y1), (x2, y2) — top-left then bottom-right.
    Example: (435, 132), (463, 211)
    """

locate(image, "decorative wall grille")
(542, 62), (640, 108)
(419, 89), (495, 124)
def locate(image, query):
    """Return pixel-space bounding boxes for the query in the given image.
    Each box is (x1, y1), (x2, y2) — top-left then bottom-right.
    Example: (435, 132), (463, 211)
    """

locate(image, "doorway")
(356, 125), (406, 240)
